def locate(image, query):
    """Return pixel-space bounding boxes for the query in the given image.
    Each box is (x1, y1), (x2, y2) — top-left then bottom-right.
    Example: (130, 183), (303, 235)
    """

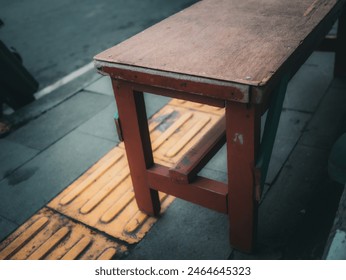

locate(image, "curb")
(1, 67), (101, 137)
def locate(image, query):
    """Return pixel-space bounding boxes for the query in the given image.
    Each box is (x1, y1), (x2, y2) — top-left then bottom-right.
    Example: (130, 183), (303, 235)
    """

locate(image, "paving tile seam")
(47, 102), (222, 244)
(82, 88), (114, 96)
(260, 136), (302, 193)
(296, 142), (333, 151)
(282, 106), (317, 115)
(0, 131), (114, 186)
(0, 100), (228, 259)
(35, 98), (113, 151)
(45, 206), (132, 248)
(0, 149), (41, 184)
(9, 102), (114, 154)
(7, 88), (86, 136)
(0, 207), (127, 260)
(5, 87), (113, 150)
(77, 129), (118, 143)
(262, 87), (335, 189)
(280, 107), (314, 115)
(0, 214), (19, 226)
(291, 77), (333, 118)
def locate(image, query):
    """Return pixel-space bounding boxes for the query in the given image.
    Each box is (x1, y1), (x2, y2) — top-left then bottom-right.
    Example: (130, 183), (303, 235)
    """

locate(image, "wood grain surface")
(95, 0), (341, 87)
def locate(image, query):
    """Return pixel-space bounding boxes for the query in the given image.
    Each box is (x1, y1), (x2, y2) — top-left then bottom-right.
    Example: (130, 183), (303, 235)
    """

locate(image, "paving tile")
(0, 216), (18, 242)
(283, 52), (334, 112)
(50, 100), (224, 244)
(48, 146), (175, 244)
(125, 199), (230, 260)
(330, 76), (346, 89)
(6, 91), (112, 150)
(300, 86), (346, 150)
(230, 144), (330, 259)
(199, 167), (227, 184)
(6, 71), (101, 131)
(0, 139), (39, 180)
(77, 93), (170, 143)
(0, 208), (126, 260)
(259, 145), (329, 250)
(325, 230), (346, 260)
(266, 109), (311, 184)
(199, 109), (311, 185)
(144, 93), (171, 119)
(77, 103), (119, 143)
(147, 100), (224, 166)
(0, 130), (115, 225)
(85, 76), (114, 96)
(199, 145), (227, 182)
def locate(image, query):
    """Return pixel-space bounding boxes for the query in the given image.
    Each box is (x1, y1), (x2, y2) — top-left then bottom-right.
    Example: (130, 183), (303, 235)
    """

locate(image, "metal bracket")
(114, 112), (124, 142)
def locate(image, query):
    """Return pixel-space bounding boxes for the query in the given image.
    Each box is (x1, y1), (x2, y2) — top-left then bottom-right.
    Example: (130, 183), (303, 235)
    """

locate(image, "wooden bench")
(94, 0), (346, 252)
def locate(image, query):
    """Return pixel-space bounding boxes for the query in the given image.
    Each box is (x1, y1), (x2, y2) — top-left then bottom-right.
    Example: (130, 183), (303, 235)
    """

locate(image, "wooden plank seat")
(94, 0), (346, 252)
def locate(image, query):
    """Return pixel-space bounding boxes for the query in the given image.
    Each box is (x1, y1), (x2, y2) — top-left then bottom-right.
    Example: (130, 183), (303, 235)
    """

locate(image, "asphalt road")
(0, 0), (197, 89)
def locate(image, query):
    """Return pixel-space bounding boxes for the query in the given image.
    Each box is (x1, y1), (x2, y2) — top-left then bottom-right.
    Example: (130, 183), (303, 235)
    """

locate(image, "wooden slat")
(147, 164), (228, 214)
(95, 0), (342, 87)
(169, 115), (226, 183)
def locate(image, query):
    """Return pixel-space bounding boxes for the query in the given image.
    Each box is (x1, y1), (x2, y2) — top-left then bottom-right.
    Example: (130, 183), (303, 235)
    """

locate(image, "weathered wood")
(147, 164), (228, 214)
(95, 0), (343, 91)
(226, 102), (261, 252)
(114, 80), (226, 108)
(169, 115), (226, 184)
(93, 0), (346, 253)
(112, 81), (161, 216)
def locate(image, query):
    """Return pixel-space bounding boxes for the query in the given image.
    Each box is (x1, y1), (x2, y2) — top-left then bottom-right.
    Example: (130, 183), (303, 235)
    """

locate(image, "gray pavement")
(1, 1), (346, 259)
(0, 0), (198, 89)
(0, 49), (345, 259)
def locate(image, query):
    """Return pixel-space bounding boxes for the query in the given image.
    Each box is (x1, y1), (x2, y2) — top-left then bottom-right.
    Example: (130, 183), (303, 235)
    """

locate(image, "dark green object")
(328, 133), (346, 184)
(0, 40), (38, 110)
(256, 75), (289, 191)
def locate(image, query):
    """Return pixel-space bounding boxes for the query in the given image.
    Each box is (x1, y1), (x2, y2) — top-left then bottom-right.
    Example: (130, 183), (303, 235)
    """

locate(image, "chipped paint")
(233, 133), (244, 145)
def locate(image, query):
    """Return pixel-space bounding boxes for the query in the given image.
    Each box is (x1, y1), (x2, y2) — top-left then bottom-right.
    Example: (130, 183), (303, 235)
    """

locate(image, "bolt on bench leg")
(112, 80), (161, 216)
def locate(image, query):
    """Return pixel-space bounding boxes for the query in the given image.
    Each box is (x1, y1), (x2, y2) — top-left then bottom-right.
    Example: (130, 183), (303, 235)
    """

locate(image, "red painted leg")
(112, 80), (161, 216)
(226, 102), (260, 252)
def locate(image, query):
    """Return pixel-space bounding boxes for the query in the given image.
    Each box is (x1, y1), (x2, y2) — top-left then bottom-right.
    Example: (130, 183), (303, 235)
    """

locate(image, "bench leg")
(334, 6), (346, 77)
(112, 81), (161, 216)
(226, 102), (260, 253)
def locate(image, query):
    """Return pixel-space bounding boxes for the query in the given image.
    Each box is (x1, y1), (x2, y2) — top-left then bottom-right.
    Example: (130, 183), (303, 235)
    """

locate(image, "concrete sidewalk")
(0, 49), (346, 259)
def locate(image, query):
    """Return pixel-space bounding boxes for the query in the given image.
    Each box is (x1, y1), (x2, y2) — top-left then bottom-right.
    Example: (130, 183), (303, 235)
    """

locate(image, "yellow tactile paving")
(0, 208), (126, 260)
(0, 99), (225, 258)
(148, 101), (225, 166)
(49, 99), (224, 244)
(169, 99), (225, 115)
